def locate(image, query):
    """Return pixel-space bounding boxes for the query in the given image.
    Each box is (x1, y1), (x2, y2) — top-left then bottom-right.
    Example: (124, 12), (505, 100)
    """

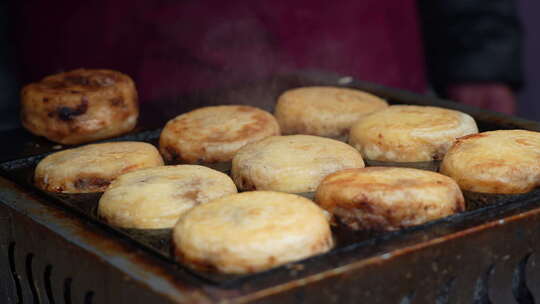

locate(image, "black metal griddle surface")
(1, 71), (540, 289)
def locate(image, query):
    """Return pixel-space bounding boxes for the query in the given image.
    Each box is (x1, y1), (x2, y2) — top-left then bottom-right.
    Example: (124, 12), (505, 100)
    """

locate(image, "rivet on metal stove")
(381, 253), (392, 260)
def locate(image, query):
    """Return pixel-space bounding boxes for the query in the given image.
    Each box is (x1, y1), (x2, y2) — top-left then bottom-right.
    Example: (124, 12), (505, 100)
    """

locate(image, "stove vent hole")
(473, 264), (495, 304)
(512, 253), (534, 304)
(436, 277), (456, 304)
(8, 242), (23, 304)
(473, 263), (495, 304)
(398, 291), (415, 304)
(84, 291), (95, 304)
(63, 278), (72, 304)
(43, 265), (55, 304)
(25, 253), (40, 304)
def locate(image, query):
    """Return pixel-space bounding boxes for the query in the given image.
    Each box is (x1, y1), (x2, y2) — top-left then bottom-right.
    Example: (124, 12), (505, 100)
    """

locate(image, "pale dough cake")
(349, 105), (478, 162)
(172, 191), (333, 273)
(35, 142), (163, 193)
(440, 130), (540, 193)
(274, 86), (388, 140)
(98, 165), (237, 229)
(232, 135), (365, 193)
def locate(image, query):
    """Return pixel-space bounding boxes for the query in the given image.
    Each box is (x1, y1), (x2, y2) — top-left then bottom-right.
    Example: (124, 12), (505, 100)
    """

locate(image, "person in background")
(419, 0), (522, 114)
(2, 0), (523, 131)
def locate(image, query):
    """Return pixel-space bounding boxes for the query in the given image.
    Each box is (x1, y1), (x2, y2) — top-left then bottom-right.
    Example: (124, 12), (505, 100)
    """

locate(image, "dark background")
(0, 0), (538, 131)
(517, 0), (540, 120)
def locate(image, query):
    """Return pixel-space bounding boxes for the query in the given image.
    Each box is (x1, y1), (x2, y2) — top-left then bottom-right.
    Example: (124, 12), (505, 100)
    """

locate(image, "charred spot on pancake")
(60, 73), (116, 89)
(354, 201), (375, 213)
(109, 96), (125, 107)
(180, 190), (202, 205)
(74, 177), (111, 190)
(64, 75), (90, 86)
(43, 97), (49, 103)
(432, 151), (444, 161)
(238, 175), (257, 191)
(56, 96), (89, 121)
(164, 146), (181, 162)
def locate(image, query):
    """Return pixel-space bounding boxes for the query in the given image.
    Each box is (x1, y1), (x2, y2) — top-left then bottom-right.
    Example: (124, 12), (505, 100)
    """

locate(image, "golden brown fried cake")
(35, 142), (163, 193)
(315, 167), (465, 230)
(172, 191), (333, 273)
(159, 105), (280, 164)
(274, 86), (388, 140)
(21, 69), (139, 144)
(232, 135), (365, 193)
(440, 130), (540, 194)
(98, 165), (237, 229)
(349, 105), (478, 162)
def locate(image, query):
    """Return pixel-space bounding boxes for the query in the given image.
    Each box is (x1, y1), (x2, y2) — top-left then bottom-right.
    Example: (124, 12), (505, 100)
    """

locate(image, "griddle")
(1, 70), (539, 304)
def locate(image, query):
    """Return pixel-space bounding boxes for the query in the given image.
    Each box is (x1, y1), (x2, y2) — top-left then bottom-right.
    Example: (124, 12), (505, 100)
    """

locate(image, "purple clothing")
(14, 1), (427, 102)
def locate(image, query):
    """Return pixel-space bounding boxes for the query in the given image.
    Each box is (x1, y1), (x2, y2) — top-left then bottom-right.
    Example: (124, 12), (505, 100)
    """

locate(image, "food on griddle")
(21, 69), (139, 145)
(348, 105), (478, 166)
(35, 142), (163, 193)
(274, 86), (388, 141)
(440, 130), (540, 194)
(98, 165), (237, 229)
(315, 167), (465, 230)
(159, 105), (280, 167)
(232, 135), (364, 193)
(172, 191), (333, 274)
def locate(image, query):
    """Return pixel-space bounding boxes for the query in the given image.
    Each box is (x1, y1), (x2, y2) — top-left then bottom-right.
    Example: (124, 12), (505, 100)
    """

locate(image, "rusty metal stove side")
(227, 205), (540, 304)
(2, 171), (540, 303)
(0, 177), (212, 304)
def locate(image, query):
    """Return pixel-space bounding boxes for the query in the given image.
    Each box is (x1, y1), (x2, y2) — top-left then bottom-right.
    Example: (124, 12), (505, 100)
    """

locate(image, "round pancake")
(315, 167), (465, 230)
(172, 191), (333, 273)
(35, 142), (163, 193)
(274, 86), (388, 139)
(440, 130), (540, 193)
(98, 165), (237, 229)
(21, 69), (139, 144)
(232, 135), (365, 193)
(159, 105), (280, 164)
(349, 105), (478, 162)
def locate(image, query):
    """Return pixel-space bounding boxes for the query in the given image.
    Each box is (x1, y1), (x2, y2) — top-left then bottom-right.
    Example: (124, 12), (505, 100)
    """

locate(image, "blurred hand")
(446, 83), (517, 115)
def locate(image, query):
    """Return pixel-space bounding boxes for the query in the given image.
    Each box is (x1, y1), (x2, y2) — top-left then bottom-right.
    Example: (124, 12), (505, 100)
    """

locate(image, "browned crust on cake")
(34, 142), (164, 193)
(315, 167), (465, 231)
(159, 105), (280, 163)
(21, 69), (139, 144)
(440, 130), (540, 193)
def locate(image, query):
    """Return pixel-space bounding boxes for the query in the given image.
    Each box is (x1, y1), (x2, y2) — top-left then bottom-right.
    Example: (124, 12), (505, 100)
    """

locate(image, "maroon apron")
(14, 0), (427, 102)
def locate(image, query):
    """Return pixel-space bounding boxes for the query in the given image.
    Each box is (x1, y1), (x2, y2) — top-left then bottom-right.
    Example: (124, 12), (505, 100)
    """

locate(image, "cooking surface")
(1, 71), (540, 295)
(4, 132), (536, 287)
